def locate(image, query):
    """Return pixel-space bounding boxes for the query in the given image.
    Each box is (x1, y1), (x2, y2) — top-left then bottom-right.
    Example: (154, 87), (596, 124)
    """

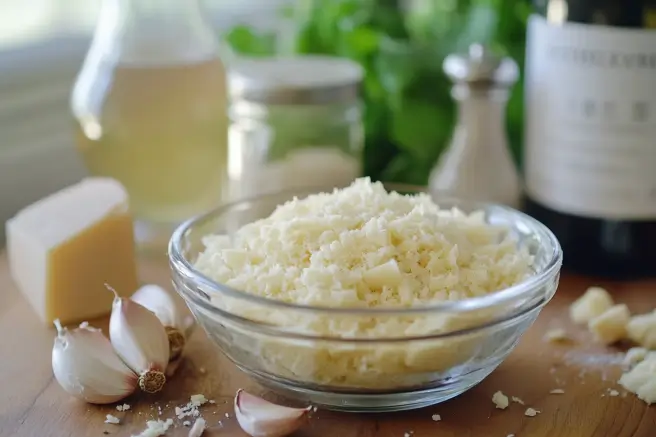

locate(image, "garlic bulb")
(108, 285), (170, 393)
(131, 284), (195, 360)
(234, 389), (311, 437)
(52, 320), (137, 404)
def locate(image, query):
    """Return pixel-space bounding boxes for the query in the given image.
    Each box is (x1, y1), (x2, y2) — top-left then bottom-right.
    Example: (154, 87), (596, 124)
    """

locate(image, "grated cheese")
(492, 391), (509, 409)
(197, 178), (532, 309)
(619, 351), (656, 404)
(105, 414), (120, 424)
(194, 178), (534, 388)
(131, 419), (173, 437)
(176, 394), (209, 420)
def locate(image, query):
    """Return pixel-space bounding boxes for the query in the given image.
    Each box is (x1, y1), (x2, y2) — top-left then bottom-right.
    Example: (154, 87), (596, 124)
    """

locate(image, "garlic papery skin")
(131, 284), (196, 360)
(52, 320), (138, 404)
(234, 389), (311, 437)
(108, 285), (170, 393)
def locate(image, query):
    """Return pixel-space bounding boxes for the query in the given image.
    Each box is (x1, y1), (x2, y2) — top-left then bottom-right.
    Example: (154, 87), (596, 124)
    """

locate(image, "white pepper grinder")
(428, 43), (521, 208)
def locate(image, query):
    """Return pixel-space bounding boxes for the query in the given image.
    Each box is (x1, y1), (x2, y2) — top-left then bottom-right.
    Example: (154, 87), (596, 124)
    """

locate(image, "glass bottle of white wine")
(523, 0), (656, 278)
(71, 0), (229, 251)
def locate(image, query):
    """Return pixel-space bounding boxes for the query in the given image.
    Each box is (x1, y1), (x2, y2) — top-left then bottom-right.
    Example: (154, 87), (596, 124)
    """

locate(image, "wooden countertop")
(1, 251), (655, 437)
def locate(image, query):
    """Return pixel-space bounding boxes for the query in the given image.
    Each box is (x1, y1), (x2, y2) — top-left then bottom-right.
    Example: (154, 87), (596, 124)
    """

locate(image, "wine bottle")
(523, 0), (656, 278)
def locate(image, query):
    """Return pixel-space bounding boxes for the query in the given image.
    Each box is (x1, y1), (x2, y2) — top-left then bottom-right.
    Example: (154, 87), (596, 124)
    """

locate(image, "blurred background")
(0, 0), (289, 237)
(4, 0), (652, 278)
(0, 0), (527, 241)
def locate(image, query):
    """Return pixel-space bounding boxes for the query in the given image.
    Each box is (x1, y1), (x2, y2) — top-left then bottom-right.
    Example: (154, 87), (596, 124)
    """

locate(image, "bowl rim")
(168, 183), (563, 316)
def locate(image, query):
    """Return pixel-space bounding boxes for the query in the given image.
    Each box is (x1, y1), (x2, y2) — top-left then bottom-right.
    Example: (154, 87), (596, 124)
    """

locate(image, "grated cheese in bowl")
(176, 178), (560, 394)
(195, 178), (533, 309)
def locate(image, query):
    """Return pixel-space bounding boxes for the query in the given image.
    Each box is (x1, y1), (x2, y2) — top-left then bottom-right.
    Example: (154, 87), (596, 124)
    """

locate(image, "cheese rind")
(6, 178), (138, 325)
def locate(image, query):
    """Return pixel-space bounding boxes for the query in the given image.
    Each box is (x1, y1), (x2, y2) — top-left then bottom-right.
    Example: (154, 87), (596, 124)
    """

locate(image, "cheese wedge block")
(6, 177), (139, 325)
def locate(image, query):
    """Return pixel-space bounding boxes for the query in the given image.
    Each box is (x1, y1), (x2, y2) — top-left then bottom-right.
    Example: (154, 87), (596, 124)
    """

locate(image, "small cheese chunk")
(524, 408), (540, 417)
(133, 418), (174, 437)
(623, 347), (649, 367)
(569, 286), (614, 324)
(588, 304), (631, 345)
(627, 310), (656, 349)
(362, 259), (402, 288)
(105, 414), (120, 424)
(492, 391), (509, 409)
(6, 178), (138, 325)
(543, 328), (570, 343)
(618, 352), (656, 405)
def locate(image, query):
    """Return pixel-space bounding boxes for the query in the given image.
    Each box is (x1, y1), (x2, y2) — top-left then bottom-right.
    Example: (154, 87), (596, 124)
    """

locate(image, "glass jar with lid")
(227, 56), (364, 199)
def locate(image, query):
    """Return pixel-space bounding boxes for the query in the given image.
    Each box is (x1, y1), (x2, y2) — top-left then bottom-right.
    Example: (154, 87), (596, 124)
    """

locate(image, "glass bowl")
(168, 184), (562, 412)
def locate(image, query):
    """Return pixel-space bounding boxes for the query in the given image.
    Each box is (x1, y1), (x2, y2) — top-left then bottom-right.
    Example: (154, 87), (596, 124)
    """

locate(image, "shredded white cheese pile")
(196, 177), (532, 308)
(194, 178), (534, 388)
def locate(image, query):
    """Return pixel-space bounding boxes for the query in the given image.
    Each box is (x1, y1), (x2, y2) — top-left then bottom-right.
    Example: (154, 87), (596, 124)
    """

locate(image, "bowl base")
(244, 367), (495, 413)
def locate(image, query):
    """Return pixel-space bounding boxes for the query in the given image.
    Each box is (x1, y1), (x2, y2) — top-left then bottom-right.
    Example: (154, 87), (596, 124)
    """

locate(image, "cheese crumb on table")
(492, 391), (509, 409)
(588, 304), (631, 345)
(511, 396), (524, 405)
(105, 414), (120, 424)
(190, 394), (208, 406)
(524, 408), (540, 417)
(619, 351), (656, 405)
(116, 403), (131, 412)
(549, 389), (565, 394)
(569, 287), (614, 325)
(608, 389), (620, 397)
(431, 414), (441, 421)
(176, 394), (209, 420)
(626, 310), (656, 349)
(543, 328), (570, 343)
(131, 418), (174, 437)
(6, 177), (139, 325)
(623, 347), (649, 367)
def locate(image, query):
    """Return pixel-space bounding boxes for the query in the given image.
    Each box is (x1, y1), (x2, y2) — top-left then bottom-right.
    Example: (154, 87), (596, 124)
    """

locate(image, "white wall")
(0, 0), (291, 243)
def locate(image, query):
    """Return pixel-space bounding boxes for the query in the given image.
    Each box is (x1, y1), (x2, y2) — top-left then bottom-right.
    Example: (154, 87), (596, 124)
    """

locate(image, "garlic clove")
(234, 389), (311, 437)
(107, 285), (170, 393)
(131, 284), (196, 361)
(52, 319), (138, 404)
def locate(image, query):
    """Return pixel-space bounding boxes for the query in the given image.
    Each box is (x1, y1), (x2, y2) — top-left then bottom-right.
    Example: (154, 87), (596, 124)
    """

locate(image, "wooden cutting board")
(1, 251), (655, 437)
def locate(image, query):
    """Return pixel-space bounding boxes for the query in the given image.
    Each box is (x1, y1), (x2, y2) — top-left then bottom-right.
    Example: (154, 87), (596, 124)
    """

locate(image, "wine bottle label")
(524, 15), (656, 220)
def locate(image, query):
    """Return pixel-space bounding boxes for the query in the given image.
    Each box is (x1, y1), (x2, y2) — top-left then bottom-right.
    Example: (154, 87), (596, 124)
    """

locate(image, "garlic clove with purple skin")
(52, 320), (138, 404)
(234, 389), (312, 437)
(130, 284), (196, 360)
(107, 284), (170, 393)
